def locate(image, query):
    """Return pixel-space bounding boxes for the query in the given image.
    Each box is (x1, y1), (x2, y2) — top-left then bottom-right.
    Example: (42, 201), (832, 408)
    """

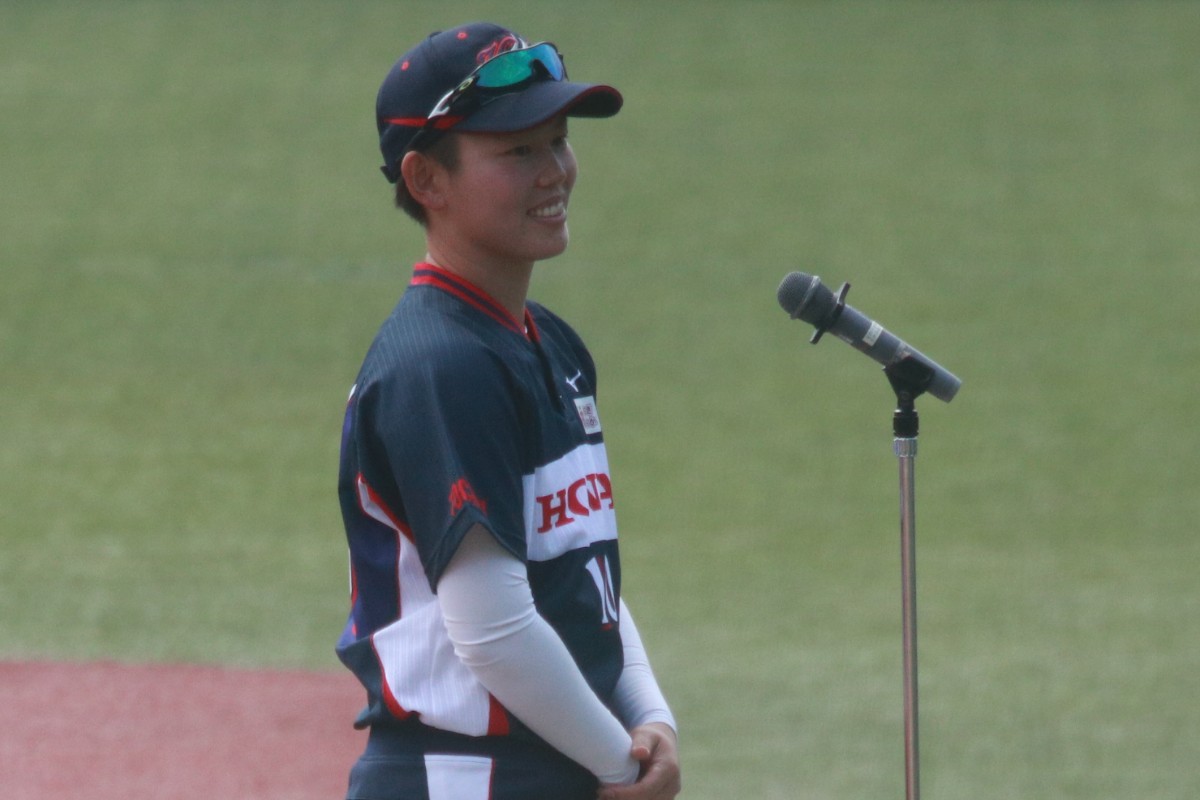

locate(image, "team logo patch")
(535, 471), (614, 534)
(477, 34), (523, 65)
(448, 477), (488, 516)
(573, 396), (602, 434)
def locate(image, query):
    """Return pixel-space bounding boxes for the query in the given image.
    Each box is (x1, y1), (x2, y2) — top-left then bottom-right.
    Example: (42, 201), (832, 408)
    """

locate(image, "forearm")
(612, 599), (677, 733)
(438, 527), (639, 785)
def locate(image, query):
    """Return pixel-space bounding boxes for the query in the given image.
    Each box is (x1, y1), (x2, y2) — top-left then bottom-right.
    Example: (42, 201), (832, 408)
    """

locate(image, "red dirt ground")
(0, 661), (366, 799)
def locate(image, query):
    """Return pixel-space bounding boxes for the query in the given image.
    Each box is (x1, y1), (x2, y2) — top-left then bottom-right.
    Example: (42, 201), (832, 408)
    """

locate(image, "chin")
(533, 230), (570, 262)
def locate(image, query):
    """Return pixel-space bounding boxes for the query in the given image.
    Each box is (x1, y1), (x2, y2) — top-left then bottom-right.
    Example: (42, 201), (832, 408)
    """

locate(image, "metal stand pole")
(886, 361), (927, 800)
(893, 392), (920, 800)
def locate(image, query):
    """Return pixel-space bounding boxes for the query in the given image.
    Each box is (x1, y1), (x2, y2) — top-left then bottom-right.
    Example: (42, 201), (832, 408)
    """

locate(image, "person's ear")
(400, 150), (447, 213)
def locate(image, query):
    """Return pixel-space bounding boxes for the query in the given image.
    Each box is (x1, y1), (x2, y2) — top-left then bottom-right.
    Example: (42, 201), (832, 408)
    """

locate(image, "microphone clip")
(809, 281), (852, 345)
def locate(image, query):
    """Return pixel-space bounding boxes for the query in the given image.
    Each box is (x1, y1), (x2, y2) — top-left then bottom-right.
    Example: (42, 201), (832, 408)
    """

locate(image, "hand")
(597, 722), (681, 800)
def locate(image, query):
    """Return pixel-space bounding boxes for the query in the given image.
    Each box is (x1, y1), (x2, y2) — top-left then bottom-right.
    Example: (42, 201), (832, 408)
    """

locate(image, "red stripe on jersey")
(355, 472), (412, 621)
(523, 308), (541, 342)
(486, 694), (510, 736)
(371, 638), (415, 721)
(411, 264), (527, 338)
(356, 473), (415, 543)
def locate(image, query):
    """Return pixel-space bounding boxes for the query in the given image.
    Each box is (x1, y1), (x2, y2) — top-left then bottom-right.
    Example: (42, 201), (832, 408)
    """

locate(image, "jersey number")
(584, 554), (619, 630)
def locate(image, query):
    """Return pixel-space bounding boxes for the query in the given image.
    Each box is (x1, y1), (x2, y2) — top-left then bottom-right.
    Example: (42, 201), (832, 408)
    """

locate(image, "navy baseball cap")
(376, 22), (623, 182)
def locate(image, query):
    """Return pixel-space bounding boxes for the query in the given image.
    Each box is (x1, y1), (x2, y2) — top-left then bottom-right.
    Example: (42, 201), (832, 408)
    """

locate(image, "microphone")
(776, 271), (962, 403)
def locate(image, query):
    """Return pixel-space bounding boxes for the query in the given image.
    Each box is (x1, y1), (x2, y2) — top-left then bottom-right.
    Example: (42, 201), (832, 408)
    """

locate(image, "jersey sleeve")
(358, 339), (530, 589)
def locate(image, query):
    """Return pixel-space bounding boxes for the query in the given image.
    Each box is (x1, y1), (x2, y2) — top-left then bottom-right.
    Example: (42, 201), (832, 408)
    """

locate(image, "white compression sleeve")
(612, 599), (677, 733)
(437, 527), (639, 785)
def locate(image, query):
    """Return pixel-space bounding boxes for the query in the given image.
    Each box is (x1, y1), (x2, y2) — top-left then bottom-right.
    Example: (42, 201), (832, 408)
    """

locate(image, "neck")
(423, 249), (533, 323)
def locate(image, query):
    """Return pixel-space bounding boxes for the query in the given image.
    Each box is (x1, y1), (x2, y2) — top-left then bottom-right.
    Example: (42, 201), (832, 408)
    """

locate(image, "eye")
(508, 144), (534, 157)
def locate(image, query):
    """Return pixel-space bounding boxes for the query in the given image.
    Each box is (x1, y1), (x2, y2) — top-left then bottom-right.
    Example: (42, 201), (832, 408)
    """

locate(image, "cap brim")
(456, 80), (623, 133)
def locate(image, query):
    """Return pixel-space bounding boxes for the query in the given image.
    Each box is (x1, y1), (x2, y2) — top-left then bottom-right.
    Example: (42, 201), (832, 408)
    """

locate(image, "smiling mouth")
(529, 200), (566, 219)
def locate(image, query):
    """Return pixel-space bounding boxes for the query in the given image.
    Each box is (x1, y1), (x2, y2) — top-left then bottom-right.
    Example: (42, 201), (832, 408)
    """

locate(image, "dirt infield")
(0, 660), (366, 799)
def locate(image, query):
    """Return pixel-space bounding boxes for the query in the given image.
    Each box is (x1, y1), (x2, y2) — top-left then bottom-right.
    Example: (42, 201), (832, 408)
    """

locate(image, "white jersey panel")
(359, 476), (496, 737)
(371, 603), (495, 737)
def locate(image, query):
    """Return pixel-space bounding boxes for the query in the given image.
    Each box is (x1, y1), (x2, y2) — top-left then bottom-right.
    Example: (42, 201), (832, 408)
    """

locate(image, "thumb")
(629, 729), (656, 761)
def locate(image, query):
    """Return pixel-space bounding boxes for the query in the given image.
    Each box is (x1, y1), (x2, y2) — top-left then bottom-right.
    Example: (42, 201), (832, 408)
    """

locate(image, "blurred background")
(2, 2), (1197, 797)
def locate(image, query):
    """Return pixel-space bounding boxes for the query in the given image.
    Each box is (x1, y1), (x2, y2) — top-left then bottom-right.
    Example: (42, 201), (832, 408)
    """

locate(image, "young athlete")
(335, 22), (681, 800)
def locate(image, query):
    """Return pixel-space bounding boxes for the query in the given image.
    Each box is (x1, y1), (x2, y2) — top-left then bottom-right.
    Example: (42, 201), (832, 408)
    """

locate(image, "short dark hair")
(394, 134), (460, 225)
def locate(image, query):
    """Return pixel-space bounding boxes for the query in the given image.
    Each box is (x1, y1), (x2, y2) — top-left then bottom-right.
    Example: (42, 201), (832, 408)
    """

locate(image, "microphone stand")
(884, 356), (934, 800)
(795, 278), (956, 800)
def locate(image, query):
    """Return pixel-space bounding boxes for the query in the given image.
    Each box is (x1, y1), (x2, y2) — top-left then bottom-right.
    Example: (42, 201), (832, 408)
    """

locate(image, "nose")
(537, 144), (576, 188)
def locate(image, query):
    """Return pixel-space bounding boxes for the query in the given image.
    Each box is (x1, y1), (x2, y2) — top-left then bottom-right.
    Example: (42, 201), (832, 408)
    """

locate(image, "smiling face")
(424, 115), (579, 274)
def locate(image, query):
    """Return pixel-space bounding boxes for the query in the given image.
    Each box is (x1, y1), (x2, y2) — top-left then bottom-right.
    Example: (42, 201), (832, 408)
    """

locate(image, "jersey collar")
(410, 263), (538, 342)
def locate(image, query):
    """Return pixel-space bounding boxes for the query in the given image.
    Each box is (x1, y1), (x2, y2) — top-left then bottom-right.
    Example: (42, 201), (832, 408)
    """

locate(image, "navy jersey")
(336, 264), (623, 745)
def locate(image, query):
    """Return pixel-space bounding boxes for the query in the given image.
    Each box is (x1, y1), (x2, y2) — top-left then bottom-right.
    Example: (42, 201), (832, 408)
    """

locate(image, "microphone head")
(776, 271), (836, 326)
(776, 272), (816, 316)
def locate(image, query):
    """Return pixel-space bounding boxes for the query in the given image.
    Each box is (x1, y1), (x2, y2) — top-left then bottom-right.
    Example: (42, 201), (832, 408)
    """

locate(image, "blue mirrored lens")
(474, 43), (564, 88)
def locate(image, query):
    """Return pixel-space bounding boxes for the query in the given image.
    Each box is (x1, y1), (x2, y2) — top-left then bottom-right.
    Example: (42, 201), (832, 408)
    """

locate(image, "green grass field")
(3, 1), (1198, 797)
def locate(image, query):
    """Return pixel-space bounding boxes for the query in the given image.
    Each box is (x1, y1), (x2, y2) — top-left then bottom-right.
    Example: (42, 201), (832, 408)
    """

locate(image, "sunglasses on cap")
(405, 42), (567, 151)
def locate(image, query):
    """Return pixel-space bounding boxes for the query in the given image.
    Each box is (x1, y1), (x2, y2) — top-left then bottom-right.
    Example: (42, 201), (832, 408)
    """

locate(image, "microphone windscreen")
(776, 272), (814, 315)
(777, 272), (836, 326)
